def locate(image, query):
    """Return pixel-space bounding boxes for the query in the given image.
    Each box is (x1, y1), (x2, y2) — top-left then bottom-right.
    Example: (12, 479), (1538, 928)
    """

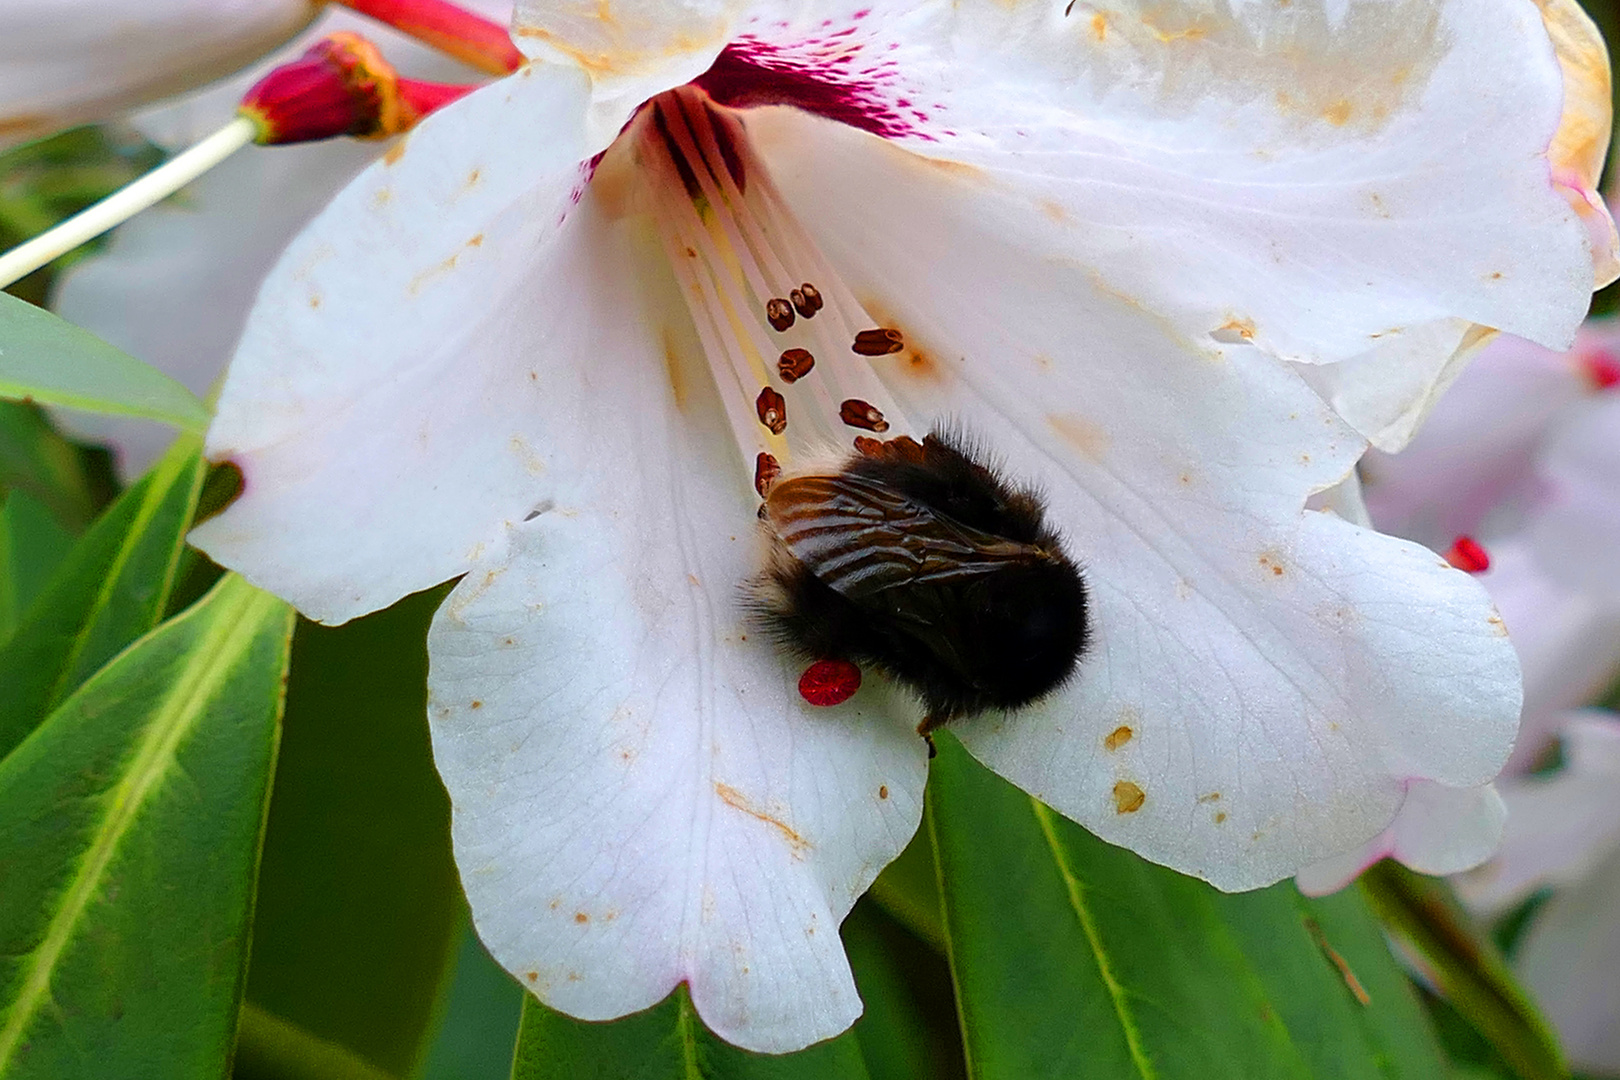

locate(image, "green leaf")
(1360, 861), (1569, 1080)
(414, 918), (524, 1080)
(0, 433), (204, 760)
(926, 733), (1452, 1080)
(842, 899), (967, 1080)
(0, 400), (103, 531)
(234, 1003), (399, 1080)
(511, 988), (871, 1080)
(0, 489), (74, 643)
(0, 291), (209, 430)
(0, 573), (295, 1079)
(244, 587), (465, 1077)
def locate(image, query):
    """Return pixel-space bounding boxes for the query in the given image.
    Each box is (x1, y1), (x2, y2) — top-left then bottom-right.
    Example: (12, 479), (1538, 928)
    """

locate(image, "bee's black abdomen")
(754, 429), (1090, 728)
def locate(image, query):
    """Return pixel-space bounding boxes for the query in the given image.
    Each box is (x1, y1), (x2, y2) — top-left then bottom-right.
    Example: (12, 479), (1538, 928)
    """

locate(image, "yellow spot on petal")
(1113, 781), (1146, 814)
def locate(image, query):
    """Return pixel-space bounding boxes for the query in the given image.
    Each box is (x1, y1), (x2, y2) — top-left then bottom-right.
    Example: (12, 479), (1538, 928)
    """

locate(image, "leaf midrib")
(1030, 799), (1159, 1080)
(0, 580), (273, 1069)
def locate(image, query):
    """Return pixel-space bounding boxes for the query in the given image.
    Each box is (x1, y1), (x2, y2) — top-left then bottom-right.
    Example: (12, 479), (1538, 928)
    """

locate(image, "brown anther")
(766, 298), (796, 332)
(839, 399), (889, 432)
(756, 386), (788, 434)
(852, 328), (904, 356)
(797, 283), (824, 315)
(754, 452), (782, 497)
(853, 436), (885, 456)
(777, 348), (815, 383)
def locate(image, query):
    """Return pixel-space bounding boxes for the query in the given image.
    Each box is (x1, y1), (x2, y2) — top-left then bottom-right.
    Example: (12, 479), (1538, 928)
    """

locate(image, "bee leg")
(916, 713), (945, 758)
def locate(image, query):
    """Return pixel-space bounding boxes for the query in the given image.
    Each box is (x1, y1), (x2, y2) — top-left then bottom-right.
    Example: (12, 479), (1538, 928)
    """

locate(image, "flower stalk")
(0, 33), (478, 290)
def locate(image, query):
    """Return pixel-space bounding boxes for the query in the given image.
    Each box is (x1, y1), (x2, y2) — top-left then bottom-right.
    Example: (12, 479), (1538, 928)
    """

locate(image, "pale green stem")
(0, 116), (256, 289)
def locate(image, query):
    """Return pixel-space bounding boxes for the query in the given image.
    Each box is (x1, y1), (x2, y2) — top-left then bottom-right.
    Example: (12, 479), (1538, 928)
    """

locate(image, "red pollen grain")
(1445, 535), (1491, 574)
(1583, 349), (1620, 390)
(799, 658), (862, 706)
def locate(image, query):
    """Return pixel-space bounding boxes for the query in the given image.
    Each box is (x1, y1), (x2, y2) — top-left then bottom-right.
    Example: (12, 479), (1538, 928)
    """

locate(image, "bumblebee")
(754, 429), (1090, 742)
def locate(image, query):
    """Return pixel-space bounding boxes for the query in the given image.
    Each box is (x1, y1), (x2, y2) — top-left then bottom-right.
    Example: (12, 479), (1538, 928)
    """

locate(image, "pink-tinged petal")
(429, 485), (924, 1053)
(49, 6), (513, 480)
(0, 0), (316, 147)
(1536, 0), (1620, 287)
(1527, 394), (1620, 604)
(191, 64), (606, 623)
(1295, 781), (1506, 897)
(1484, 542), (1620, 772)
(1517, 845), (1620, 1075)
(1362, 332), (1590, 551)
(1457, 711), (1620, 912)
(760, 113), (1521, 889)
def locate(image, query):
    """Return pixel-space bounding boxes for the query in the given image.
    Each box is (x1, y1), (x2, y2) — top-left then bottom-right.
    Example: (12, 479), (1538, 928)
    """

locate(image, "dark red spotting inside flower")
(693, 32), (934, 141)
(1444, 535), (1491, 574)
(799, 658), (863, 706)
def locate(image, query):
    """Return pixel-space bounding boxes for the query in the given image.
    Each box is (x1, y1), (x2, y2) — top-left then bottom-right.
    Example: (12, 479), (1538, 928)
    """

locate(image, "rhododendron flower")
(50, 2), (514, 478)
(0, 0), (317, 149)
(1457, 713), (1620, 1075)
(1298, 322), (1620, 895)
(191, 0), (1608, 1051)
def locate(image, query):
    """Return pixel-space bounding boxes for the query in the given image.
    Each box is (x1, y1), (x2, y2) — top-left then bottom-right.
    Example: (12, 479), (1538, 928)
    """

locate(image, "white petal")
(1528, 394), (1620, 604)
(52, 140), (381, 478)
(0, 0), (314, 146)
(1362, 332), (1589, 552)
(1295, 781), (1506, 897)
(1456, 711), (1620, 912)
(423, 308), (924, 1053)
(1517, 845), (1620, 1075)
(192, 64), (605, 624)
(1295, 320), (1490, 453)
(1484, 541), (1620, 771)
(761, 114), (1521, 889)
(50, 6), (514, 480)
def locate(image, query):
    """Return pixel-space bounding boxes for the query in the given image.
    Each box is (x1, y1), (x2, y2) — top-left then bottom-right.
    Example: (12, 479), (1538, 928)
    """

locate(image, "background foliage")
(5, 2), (1620, 1076)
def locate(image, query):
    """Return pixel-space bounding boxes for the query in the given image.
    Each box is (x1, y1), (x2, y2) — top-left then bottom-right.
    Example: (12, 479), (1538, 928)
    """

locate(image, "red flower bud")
(238, 32), (475, 146)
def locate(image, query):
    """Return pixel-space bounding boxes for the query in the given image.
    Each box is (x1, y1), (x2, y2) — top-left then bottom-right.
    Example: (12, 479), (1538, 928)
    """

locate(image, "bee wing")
(765, 473), (1035, 598)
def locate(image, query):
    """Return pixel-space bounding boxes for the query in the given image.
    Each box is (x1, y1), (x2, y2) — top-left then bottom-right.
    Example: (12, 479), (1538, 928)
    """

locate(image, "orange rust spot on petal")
(1323, 99), (1353, 126)
(1214, 811), (1228, 824)
(468, 233), (484, 247)
(1113, 781), (1146, 814)
(1258, 552), (1286, 577)
(526, 971), (539, 982)
(1091, 12), (1109, 39)
(878, 785), (889, 799)
(715, 781), (811, 855)
(1198, 791), (1221, 803)
(1047, 413), (1111, 461)
(574, 912), (589, 924)
(1104, 726), (1133, 751)
(383, 141), (407, 166)
(470, 700), (483, 709)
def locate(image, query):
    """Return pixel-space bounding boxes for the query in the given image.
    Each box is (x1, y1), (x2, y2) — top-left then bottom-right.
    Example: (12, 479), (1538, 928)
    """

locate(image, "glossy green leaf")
(926, 733), (1451, 1080)
(0, 291), (208, 430)
(234, 1004), (398, 1080)
(512, 987), (871, 1080)
(244, 587), (464, 1077)
(0, 433), (203, 760)
(1360, 861), (1568, 1080)
(0, 489), (73, 643)
(0, 573), (294, 1079)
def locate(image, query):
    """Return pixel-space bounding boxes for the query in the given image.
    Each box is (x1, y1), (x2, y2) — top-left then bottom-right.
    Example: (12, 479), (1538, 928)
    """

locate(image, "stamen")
(755, 452), (782, 496)
(791, 284), (824, 318)
(766, 298), (797, 331)
(840, 399), (889, 432)
(757, 386), (788, 434)
(637, 85), (918, 486)
(777, 349), (815, 383)
(852, 328), (905, 356)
